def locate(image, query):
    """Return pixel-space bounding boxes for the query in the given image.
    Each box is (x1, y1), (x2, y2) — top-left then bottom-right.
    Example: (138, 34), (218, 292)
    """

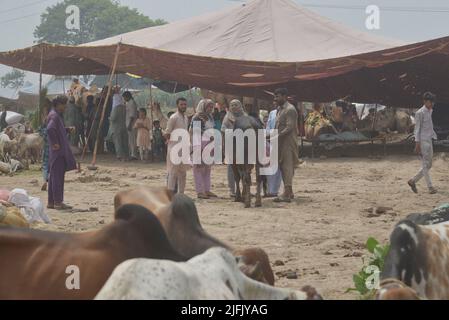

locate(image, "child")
(152, 120), (165, 160)
(133, 108), (152, 161)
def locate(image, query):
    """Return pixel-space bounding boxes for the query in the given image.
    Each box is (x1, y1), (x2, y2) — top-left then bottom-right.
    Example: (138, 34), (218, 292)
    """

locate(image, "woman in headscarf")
(189, 99), (217, 199)
(221, 99), (246, 198)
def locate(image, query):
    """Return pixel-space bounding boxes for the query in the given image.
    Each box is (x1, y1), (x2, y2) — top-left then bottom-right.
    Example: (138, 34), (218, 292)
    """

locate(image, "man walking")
(47, 95), (77, 210)
(109, 88), (129, 161)
(123, 91), (138, 160)
(272, 88), (300, 203)
(164, 97), (189, 194)
(408, 92), (438, 194)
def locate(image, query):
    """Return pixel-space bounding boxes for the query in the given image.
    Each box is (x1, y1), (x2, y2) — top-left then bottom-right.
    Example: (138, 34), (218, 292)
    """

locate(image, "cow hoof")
(255, 202), (262, 208)
(244, 203), (251, 208)
(235, 197), (243, 203)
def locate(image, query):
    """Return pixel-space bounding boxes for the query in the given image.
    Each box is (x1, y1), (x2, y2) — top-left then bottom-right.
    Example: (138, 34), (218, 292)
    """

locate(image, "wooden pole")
(89, 43), (121, 169)
(38, 46), (44, 125)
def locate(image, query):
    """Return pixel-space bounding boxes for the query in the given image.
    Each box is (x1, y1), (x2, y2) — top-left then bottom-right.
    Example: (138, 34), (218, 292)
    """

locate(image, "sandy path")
(1, 152), (448, 299)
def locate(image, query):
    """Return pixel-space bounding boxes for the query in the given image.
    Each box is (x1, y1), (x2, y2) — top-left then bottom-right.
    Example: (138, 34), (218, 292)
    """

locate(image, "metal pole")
(89, 43), (121, 169)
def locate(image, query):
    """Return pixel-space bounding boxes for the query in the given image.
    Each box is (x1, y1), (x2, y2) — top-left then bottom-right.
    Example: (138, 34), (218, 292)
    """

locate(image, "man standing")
(46, 95), (77, 210)
(123, 91), (138, 160)
(272, 88), (300, 203)
(109, 88), (129, 161)
(164, 97), (189, 194)
(408, 92), (438, 194)
(64, 95), (82, 147)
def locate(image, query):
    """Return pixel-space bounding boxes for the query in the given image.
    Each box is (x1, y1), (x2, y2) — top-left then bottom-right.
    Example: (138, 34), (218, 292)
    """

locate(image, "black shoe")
(408, 180), (418, 194)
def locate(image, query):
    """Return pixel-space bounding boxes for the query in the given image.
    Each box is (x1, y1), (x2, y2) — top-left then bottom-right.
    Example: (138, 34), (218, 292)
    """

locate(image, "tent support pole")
(38, 46), (44, 125)
(89, 43), (121, 170)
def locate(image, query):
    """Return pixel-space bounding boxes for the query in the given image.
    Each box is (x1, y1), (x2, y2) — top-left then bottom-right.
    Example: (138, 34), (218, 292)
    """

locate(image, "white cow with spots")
(378, 206), (449, 300)
(95, 247), (321, 300)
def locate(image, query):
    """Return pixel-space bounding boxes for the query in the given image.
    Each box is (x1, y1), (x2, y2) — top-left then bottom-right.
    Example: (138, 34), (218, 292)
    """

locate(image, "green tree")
(0, 68), (25, 90)
(34, 0), (167, 45)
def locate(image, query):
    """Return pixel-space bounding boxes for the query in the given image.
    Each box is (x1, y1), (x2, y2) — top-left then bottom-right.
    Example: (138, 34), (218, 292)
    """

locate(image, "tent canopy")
(1, 0), (449, 107)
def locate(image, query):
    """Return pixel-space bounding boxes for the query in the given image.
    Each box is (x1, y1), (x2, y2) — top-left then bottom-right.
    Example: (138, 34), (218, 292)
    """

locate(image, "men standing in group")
(123, 91), (138, 160)
(271, 88), (300, 203)
(46, 95), (77, 210)
(164, 97), (189, 194)
(408, 92), (438, 194)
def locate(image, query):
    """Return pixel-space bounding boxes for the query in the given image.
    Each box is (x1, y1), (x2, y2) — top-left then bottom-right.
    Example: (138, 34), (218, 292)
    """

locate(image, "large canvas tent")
(1, 0), (449, 107)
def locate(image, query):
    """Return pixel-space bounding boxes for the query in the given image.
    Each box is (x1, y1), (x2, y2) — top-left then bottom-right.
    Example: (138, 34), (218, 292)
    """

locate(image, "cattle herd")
(0, 186), (448, 300)
(0, 127), (43, 172)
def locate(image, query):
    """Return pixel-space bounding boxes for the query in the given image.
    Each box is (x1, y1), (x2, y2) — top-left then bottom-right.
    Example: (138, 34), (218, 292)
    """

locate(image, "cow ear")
(115, 204), (153, 221)
(171, 194), (200, 223)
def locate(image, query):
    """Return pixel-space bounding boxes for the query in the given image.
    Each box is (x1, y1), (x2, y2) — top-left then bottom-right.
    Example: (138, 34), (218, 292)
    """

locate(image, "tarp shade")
(1, 0), (449, 107)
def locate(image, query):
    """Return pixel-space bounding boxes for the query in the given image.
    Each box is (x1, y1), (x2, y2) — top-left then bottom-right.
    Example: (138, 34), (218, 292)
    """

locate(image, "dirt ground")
(1, 149), (448, 299)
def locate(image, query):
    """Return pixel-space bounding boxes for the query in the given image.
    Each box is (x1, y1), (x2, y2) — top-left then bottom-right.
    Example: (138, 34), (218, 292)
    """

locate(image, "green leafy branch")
(346, 237), (390, 299)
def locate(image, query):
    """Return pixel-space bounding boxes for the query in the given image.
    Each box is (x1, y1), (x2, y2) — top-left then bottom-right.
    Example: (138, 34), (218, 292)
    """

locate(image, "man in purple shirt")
(46, 95), (77, 210)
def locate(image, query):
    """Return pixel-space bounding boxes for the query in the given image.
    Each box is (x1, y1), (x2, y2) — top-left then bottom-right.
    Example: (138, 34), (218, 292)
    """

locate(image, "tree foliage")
(34, 0), (167, 45)
(0, 68), (25, 90)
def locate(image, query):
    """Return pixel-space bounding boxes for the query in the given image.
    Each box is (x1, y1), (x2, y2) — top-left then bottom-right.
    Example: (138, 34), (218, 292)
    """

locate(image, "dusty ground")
(1, 148), (448, 299)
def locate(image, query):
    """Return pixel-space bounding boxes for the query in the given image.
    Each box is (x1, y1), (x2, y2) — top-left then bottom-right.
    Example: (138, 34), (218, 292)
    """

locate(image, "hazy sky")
(1, 0), (449, 89)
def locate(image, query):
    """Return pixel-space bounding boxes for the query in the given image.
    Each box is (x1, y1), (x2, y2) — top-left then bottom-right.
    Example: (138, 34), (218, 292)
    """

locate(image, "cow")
(231, 113), (265, 208)
(0, 204), (185, 299)
(377, 205), (449, 300)
(16, 133), (44, 166)
(0, 132), (18, 161)
(114, 187), (275, 285)
(95, 247), (321, 300)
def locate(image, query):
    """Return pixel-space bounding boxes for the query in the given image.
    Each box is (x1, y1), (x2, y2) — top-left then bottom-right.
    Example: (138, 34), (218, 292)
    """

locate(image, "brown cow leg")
(244, 169), (251, 208)
(255, 165), (262, 207)
(233, 166), (243, 202)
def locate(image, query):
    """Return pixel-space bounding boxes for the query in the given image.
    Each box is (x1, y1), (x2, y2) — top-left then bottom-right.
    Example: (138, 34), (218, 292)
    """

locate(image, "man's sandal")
(54, 203), (73, 210)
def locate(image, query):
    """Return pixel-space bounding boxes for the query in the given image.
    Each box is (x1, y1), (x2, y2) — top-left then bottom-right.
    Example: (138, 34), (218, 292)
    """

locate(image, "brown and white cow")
(114, 187), (275, 285)
(378, 210), (449, 300)
(0, 204), (184, 300)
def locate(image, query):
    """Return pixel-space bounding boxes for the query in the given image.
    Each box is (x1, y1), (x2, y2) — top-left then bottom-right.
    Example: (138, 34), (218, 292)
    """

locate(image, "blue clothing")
(266, 109), (281, 195)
